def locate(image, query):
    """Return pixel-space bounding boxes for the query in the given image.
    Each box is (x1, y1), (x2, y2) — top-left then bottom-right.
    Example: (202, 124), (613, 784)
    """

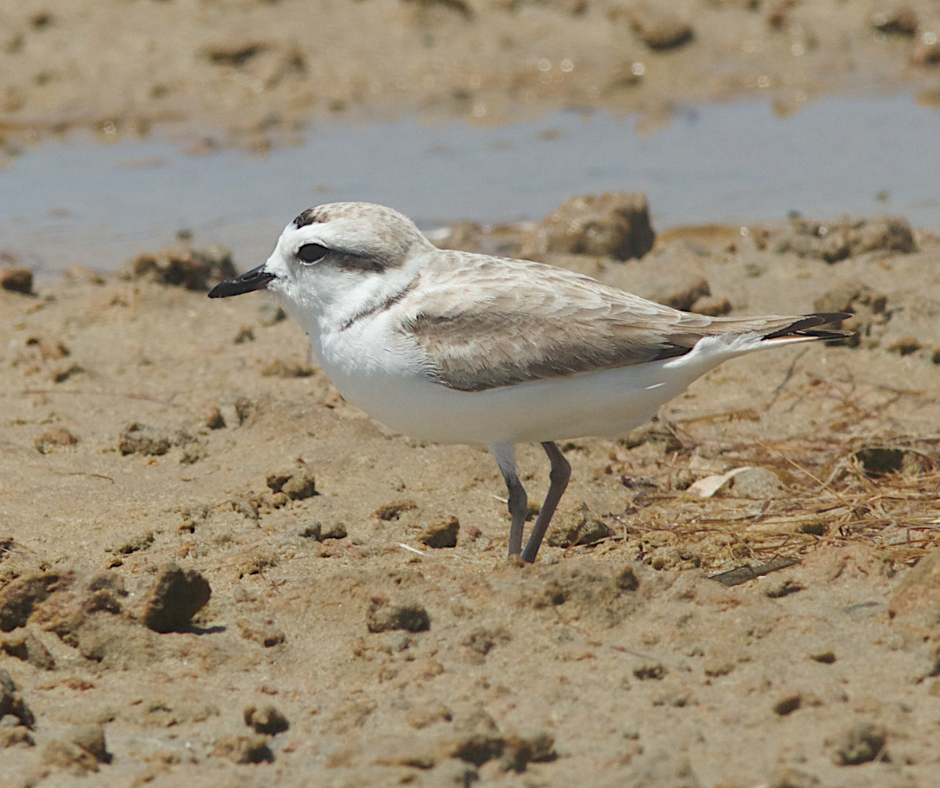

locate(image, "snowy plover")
(209, 202), (849, 562)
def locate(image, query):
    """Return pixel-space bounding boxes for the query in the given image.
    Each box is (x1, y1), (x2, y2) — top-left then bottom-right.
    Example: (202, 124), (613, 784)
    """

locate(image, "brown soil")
(2, 213), (940, 786)
(1, 0), (940, 154)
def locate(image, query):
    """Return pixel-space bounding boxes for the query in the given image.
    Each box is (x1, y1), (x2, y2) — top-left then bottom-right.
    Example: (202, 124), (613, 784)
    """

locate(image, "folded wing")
(400, 252), (849, 392)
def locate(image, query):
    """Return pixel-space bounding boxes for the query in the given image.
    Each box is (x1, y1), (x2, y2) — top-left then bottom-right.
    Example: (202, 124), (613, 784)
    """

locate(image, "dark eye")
(296, 243), (329, 264)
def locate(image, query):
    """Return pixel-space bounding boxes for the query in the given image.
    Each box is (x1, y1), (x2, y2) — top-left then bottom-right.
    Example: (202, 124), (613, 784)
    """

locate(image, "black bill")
(207, 265), (276, 298)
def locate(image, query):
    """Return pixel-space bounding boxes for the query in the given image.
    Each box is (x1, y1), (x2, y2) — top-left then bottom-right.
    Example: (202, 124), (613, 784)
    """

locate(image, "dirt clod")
(267, 466), (318, 500)
(773, 693), (803, 716)
(204, 406), (226, 430)
(141, 563), (211, 633)
(0, 571), (73, 632)
(418, 516), (460, 548)
(889, 545), (940, 628)
(34, 426), (78, 454)
(521, 192), (655, 261)
(829, 720), (887, 765)
(776, 215), (916, 262)
(367, 598), (430, 633)
(462, 626), (511, 659)
(0, 268), (33, 294)
(887, 335), (922, 356)
(546, 503), (612, 548)
(115, 531), (154, 555)
(634, 662), (667, 681)
(871, 8), (918, 37)
(210, 734), (274, 764)
(630, 10), (695, 51)
(855, 446), (932, 477)
(0, 724), (34, 749)
(450, 734), (506, 767)
(500, 731), (556, 772)
(0, 668), (35, 729)
(118, 423), (172, 456)
(0, 630), (56, 670)
(244, 704), (290, 734)
(123, 243), (236, 290)
(726, 467), (787, 499)
(300, 521), (347, 541)
(374, 500), (418, 520)
(260, 359), (315, 378)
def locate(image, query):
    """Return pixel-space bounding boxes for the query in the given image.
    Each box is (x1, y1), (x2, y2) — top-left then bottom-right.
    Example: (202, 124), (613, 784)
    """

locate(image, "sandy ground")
(3, 0), (940, 786)
(1, 0), (940, 154)
(2, 213), (940, 787)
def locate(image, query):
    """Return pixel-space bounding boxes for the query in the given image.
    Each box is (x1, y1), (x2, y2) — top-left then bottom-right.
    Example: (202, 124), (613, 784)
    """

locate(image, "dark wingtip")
(764, 312), (854, 342)
(207, 266), (276, 298)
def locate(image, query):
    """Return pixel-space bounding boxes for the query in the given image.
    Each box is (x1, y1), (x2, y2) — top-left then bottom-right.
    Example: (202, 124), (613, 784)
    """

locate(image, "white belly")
(312, 325), (759, 445)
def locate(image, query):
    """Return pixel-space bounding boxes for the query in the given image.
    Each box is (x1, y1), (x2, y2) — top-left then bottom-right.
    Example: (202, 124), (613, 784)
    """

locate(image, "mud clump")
(367, 598), (430, 633)
(244, 704), (290, 734)
(201, 40), (305, 91)
(0, 629), (56, 670)
(889, 545), (940, 628)
(0, 667), (35, 729)
(774, 215), (916, 262)
(418, 516), (460, 548)
(299, 521), (347, 541)
(260, 359), (316, 378)
(210, 734), (274, 764)
(629, 9), (695, 51)
(725, 467), (787, 499)
(0, 571), (74, 632)
(34, 426), (78, 454)
(141, 563), (211, 633)
(656, 275), (711, 312)
(114, 531), (155, 556)
(266, 466), (317, 500)
(829, 721), (887, 765)
(119, 422), (192, 457)
(871, 8), (918, 37)
(22, 572), (127, 651)
(526, 563), (647, 627)
(448, 730), (555, 772)
(520, 192), (656, 261)
(0, 267), (34, 294)
(204, 406), (226, 430)
(855, 446), (934, 477)
(546, 503), (612, 549)
(462, 626), (510, 658)
(44, 724), (112, 775)
(500, 732), (557, 772)
(123, 242), (236, 291)
(887, 335), (921, 356)
(373, 500), (418, 520)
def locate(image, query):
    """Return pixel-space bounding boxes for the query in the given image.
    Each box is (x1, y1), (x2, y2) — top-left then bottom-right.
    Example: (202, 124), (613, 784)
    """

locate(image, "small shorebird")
(209, 202), (848, 562)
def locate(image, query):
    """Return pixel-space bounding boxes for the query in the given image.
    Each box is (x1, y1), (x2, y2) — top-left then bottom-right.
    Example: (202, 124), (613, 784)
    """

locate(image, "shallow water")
(1, 93), (937, 277)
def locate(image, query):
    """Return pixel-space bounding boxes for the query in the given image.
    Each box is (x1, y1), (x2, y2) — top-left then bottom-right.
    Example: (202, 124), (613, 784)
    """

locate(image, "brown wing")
(399, 251), (848, 392)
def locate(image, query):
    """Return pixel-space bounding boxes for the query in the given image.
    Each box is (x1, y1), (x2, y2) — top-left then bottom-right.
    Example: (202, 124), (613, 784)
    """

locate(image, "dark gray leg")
(489, 443), (528, 557)
(504, 471), (528, 557)
(520, 442), (571, 564)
